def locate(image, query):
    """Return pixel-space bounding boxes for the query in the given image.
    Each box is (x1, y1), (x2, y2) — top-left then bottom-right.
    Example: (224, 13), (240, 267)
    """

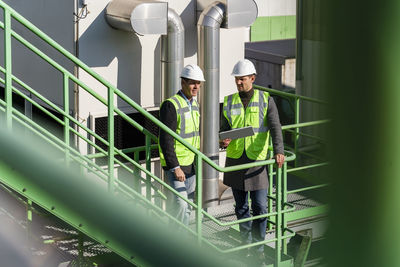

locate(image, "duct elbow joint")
(167, 8), (184, 34)
(197, 2), (226, 28)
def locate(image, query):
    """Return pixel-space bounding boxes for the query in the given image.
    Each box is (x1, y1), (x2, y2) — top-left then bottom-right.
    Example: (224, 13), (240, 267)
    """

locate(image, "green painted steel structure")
(0, 0), (329, 266)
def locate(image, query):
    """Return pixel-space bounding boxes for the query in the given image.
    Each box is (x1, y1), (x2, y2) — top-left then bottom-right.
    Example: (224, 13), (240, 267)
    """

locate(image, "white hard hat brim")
(181, 76), (205, 82)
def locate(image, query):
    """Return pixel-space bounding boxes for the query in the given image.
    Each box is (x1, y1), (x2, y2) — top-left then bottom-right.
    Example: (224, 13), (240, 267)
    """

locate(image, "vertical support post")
(282, 162), (288, 254)
(195, 154), (203, 244)
(145, 135), (151, 201)
(267, 144), (274, 230)
(4, 9), (12, 129)
(78, 232), (84, 265)
(63, 74), (70, 165)
(24, 92), (33, 139)
(24, 93), (32, 119)
(107, 86), (115, 193)
(133, 151), (140, 192)
(26, 199), (33, 243)
(294, 98), (300, 167)
(274, 165), (282, 266)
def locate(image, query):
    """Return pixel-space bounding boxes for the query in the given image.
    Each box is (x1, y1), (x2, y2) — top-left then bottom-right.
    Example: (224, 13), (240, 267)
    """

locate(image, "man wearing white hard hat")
(158, 64), (205, 225)
(220, 59), (285, 262)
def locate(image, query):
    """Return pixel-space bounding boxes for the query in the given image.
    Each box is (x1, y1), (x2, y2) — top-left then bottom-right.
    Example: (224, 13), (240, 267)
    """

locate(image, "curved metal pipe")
(105, 0), (167, 35)
(197, 2), (226, 208)
(161, 8), (185, 99)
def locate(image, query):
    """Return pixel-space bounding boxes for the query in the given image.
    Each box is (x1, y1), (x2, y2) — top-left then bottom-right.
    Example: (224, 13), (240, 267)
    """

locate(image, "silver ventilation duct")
(197, 0), (258, 208)
(197, 0), (258, 28)
(224, 0), (258, 28)
(161, 8), (185, 99)
(197, 2), (226, 208)
(105, 0), (168, 35)
(105, 1), (185, 100)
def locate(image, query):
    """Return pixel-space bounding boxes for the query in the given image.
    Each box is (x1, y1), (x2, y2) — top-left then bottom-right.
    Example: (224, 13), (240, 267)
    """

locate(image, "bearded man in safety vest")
(220, 59), (285, 261)
(158, 64), (204, 225)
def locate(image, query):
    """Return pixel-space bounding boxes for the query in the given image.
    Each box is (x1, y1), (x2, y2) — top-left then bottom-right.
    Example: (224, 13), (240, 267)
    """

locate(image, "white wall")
(254, 0), (296, 17)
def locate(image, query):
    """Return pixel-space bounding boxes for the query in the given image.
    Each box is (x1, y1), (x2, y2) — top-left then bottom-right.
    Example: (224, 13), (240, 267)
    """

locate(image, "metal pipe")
(105, 0), (167, 35)
(161, 8), (185, 99)
(197, 2), (226, 208)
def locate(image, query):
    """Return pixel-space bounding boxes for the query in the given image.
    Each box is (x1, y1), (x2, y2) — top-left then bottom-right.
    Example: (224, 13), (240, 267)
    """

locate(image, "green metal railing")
(255, 85), (330, 222)
(0, 0), (329, 265)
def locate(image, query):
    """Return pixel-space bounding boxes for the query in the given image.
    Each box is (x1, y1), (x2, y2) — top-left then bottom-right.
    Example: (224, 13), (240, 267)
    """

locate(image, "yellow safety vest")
(159, 94), (200, 167)
(223, 90), (270, 160)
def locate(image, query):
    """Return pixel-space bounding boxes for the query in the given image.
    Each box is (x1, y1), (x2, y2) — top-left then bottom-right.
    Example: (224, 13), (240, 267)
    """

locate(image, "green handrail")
(255, 83), (330, 224)
(254, 84), (328, 105)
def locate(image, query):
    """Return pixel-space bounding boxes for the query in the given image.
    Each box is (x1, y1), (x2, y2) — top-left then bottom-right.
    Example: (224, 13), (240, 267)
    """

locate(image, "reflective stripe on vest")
(223, 90), (270, 160)
(159, 94), (200, 167)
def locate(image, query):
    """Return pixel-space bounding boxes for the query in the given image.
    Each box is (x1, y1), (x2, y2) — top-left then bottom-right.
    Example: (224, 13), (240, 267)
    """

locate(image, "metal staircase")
(0, 1), (329, 266)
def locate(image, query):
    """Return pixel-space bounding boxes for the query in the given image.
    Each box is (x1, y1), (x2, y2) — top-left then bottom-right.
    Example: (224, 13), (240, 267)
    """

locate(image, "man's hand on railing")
(174, 167), (186, 182)
(275, 154), (285, 168)
(219, 138), (231, 149)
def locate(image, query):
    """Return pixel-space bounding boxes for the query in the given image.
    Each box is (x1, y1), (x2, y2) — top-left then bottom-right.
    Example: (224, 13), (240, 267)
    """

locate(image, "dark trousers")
(232, 188), (268, 252)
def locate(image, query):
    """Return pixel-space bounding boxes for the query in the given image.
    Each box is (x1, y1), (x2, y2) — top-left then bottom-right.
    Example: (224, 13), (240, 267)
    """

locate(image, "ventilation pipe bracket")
(197, 0), (258, 28)
(105, 0), (168, 35)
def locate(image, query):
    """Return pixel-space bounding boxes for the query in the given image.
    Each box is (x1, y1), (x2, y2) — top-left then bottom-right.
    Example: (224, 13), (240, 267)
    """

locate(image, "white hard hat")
(231, 59), (257, 76)
(180, 64), (205, 82)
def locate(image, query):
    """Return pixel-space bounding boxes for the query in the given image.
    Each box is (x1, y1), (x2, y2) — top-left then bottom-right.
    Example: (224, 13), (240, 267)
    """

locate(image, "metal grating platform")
(191, 181), (327, 252)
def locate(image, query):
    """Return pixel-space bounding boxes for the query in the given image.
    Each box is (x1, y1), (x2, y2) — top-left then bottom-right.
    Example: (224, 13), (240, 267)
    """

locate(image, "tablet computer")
(219, 126), (255, 140)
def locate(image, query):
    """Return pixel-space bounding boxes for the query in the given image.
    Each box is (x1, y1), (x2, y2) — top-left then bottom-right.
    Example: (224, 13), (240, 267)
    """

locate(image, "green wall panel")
(251, 15), (296, 42)
(270, 16), (287, 40)
(286, 15), (297, 38)
(251, 16), (271, 42)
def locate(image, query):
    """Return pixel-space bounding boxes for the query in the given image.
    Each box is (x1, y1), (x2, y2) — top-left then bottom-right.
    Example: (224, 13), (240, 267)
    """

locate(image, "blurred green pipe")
(325, 0), (400, 266)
